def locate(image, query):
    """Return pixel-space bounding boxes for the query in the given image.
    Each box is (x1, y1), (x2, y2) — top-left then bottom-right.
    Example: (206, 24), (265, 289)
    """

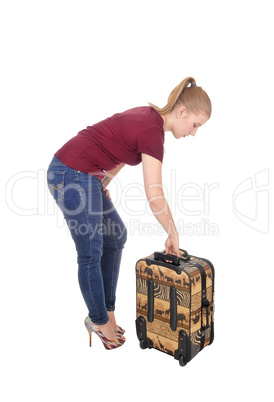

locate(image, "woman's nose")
(190, 128), (198, 136)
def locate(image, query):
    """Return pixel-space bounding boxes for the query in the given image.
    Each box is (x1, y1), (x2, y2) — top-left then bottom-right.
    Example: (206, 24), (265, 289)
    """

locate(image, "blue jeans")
(47, 156), (127, 325)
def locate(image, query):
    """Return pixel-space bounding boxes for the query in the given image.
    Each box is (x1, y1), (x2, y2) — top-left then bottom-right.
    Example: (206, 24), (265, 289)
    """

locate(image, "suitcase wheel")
(179, 356), (187, 367)
(139, 339), (153, 349)
(140, 339), (148, 349)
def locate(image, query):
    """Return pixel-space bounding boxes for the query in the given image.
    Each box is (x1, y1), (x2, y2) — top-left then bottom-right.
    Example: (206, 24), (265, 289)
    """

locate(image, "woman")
(47, 76), (212, 350)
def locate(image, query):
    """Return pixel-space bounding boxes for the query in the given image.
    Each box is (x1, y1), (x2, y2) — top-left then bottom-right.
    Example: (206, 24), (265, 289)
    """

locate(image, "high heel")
(84, 316), (125, 350)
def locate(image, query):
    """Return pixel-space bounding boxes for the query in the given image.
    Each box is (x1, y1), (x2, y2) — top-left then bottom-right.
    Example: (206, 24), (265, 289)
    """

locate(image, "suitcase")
(135, 248), (215, 366)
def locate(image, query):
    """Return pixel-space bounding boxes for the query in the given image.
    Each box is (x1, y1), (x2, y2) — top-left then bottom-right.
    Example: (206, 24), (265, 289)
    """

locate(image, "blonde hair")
(148, 77), (212, 118)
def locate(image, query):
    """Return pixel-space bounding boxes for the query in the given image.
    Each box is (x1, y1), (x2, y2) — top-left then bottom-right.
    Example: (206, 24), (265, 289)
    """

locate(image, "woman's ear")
(176, 105), (186, 118)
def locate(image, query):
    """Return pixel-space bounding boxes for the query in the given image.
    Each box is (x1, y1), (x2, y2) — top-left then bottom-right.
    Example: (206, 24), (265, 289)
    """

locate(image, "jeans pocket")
(47, 170), (66, 204)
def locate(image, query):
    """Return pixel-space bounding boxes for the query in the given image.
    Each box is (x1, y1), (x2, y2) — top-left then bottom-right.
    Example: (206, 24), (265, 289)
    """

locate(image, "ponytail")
(149, 76), (211, 118)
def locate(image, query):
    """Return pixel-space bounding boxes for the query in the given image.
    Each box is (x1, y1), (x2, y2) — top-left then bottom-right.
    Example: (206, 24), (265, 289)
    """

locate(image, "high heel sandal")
(84, 316), (125, 350)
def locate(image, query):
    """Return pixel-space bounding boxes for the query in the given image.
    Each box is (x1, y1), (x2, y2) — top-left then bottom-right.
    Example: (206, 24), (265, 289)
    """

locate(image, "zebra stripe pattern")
(176, 288), (190, 308)
(183, 263), (199, 274)
(190, 327), (211, 346)
(190, 329), (202, 346)
(137, 277), (190, 308)
(136, 278), (148, 295)
(153, 282), (170, 301)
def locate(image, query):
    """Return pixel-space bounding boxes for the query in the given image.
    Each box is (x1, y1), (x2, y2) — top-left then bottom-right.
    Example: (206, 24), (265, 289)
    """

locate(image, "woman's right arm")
(101, 163), (126, 188)
(141, 153), (180, 257)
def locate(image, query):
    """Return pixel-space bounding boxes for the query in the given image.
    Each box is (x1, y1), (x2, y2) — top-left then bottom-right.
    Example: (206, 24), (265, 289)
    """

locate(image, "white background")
(1, 0), (273, 401)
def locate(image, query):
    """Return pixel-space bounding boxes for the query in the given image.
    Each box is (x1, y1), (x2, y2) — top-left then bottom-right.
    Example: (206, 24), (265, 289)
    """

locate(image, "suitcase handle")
(154, 251), (189, 266)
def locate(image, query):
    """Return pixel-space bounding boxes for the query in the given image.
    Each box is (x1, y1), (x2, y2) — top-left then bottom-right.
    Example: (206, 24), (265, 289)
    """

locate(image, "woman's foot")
(84, 317), (125, 350)
(96, 321), (117, 341)
(108, 311), (125, 334)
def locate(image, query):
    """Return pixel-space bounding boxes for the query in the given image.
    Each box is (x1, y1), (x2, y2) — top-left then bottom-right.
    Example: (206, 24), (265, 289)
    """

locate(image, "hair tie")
(191, 83), (196, 87)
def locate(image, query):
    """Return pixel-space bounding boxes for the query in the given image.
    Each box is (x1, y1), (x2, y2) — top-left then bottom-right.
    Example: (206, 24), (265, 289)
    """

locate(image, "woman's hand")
(102, 186), (112, 200)
(164, 233), (180, 258)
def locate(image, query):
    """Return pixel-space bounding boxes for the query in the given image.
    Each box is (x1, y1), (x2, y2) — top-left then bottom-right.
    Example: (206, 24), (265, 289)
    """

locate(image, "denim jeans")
(47, 156), (127, 325)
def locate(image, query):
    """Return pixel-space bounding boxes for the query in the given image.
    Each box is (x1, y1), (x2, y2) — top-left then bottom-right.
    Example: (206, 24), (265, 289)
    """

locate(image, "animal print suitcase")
(135, 248), (215, 366)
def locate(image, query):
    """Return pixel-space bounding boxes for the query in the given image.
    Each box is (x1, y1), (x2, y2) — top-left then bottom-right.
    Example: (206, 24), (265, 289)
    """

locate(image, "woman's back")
(54, 106), (165, 179)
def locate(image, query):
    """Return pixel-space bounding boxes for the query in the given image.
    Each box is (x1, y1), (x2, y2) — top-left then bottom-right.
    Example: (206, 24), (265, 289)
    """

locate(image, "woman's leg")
(101, 190), (127, 328)
(64, 170), (111, 326)
(47, 159), (110, 330)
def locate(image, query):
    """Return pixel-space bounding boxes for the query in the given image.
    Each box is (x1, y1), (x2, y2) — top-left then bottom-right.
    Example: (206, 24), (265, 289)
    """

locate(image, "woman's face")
(169, 106), (208, 139)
